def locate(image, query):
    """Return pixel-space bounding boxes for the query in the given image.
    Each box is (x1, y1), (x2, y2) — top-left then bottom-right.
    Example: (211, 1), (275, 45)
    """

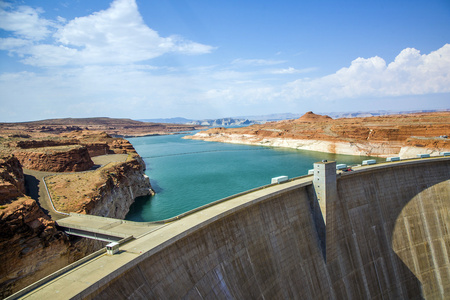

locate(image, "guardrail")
(149, 173), (314, 225)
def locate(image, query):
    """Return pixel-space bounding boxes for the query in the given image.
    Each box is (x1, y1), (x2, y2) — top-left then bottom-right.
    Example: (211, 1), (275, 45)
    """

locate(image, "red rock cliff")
(0, 155), (75, 297)
(0, 155), (25, 203)
(13, 145), (94, 172)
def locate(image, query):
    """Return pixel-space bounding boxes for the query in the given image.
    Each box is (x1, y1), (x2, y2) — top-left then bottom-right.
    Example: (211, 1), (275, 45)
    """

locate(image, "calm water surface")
(126, 132), (379, 221)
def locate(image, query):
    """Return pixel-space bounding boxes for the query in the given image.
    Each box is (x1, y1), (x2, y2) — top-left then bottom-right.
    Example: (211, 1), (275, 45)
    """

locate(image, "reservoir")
(126, 132), (379, 221)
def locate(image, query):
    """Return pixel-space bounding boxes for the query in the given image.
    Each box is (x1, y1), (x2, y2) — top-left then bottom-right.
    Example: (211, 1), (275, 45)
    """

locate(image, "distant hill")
(185, 118), (257, 126)
(140, 109), (449, 127)
(17, 117), (146, 126)
(324, 109), (450, 119)
(0, 117), (204, 137)
(141, 117), (262, 127)
(234, 113), (302, 121)
(139, 117), (194, 124)
(236, 109), (449, 121)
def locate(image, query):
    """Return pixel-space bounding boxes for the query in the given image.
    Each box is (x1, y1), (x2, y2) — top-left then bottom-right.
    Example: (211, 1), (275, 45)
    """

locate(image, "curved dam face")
(329, 160), (450, 299)
(63, 159), (450, 299)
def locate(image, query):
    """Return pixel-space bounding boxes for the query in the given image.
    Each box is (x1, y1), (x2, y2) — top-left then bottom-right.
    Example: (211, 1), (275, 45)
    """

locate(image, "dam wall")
(81, 158), (449, 299)
(328, 159), (450, 299)
(87, 186), (334, 299)
(15, 158), (449, 299)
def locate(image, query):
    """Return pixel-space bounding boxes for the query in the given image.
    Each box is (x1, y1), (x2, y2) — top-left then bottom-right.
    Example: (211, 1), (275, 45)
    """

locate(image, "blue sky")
(0, 0), (449, 122)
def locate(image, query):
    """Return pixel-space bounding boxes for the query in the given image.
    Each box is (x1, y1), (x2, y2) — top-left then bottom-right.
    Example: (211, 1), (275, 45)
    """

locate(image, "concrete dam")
(15, 157), (450, 299)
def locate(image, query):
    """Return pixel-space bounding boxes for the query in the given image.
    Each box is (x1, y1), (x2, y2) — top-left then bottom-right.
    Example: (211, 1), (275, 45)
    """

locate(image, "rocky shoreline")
(187, 132), (445, 158)
(185, 112), (450, 159)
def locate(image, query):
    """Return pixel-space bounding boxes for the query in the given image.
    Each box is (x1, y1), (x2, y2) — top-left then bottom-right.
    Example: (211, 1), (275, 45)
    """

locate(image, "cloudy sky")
(0, 0), (449, 122)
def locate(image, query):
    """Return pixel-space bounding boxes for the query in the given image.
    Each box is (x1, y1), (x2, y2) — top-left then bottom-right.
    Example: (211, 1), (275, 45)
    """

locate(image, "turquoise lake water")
(125, 132), (379, 222)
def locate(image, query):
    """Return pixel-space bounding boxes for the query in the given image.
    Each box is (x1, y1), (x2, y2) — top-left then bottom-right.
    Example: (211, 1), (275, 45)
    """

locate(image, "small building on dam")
(12, 157), (450, 299)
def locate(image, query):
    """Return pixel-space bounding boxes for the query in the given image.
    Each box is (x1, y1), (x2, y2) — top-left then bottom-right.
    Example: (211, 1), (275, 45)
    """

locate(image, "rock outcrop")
(0, 130), (145, 173)
(109, 138), (137, 154)
(0, 155), (25, 203)
(0, 194), (105, 297)
(186, 112), (450, 158)
(46, 156), (153, 218)
(12, 139), (77, 149)
(0, 197), (70, 297)
(296, 111), (333, 122)
(13, 145), (94, 172)
(80, 158), (152, 219)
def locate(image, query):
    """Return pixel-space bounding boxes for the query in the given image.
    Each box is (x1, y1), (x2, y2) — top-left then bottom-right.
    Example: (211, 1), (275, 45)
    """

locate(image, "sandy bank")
(185, 133), (447, 158)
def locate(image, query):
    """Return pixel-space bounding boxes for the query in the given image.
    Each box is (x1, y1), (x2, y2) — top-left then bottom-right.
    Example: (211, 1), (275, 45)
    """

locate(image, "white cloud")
(0, 0), (214, 67)
(232, 58), (286, 66)
(272, 67), (317, 74)
(1, 25), (449, 122)
(0, 37), (31, 50)
(0, 3), (55, 41)
(272, 67), (298, 74)
(282, 44), (450, 100)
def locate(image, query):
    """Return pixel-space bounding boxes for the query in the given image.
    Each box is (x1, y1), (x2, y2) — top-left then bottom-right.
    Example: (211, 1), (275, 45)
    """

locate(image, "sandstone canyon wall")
(13, 145), (94, 172)
(0, 155), (74, 298)
(7, 131), (140, 173)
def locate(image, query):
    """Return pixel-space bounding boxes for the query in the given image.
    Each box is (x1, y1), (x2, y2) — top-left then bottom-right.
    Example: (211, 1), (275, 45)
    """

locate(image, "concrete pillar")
(313, 160), (337, 225)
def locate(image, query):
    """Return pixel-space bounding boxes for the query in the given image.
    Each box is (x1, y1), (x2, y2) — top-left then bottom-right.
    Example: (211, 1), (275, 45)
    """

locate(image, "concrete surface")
(57, 213), (163, 240)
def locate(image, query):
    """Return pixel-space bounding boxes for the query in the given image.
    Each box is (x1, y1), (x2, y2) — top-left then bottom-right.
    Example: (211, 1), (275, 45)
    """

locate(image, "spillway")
(15, 157), (450, 299)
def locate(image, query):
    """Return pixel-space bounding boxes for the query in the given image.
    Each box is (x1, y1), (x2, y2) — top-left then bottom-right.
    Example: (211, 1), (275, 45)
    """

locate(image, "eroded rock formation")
(0, 197), (70, 297)
(46, 156), (153, 218)
(0, 155), (25, 203)
(13, 145), (94, 172)
(81, 159), (152, 218)
(0, 130), (145, 173)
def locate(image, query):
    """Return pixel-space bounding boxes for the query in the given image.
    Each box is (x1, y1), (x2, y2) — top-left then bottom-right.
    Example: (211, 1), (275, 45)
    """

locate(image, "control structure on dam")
(10, 157), (450, 299)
